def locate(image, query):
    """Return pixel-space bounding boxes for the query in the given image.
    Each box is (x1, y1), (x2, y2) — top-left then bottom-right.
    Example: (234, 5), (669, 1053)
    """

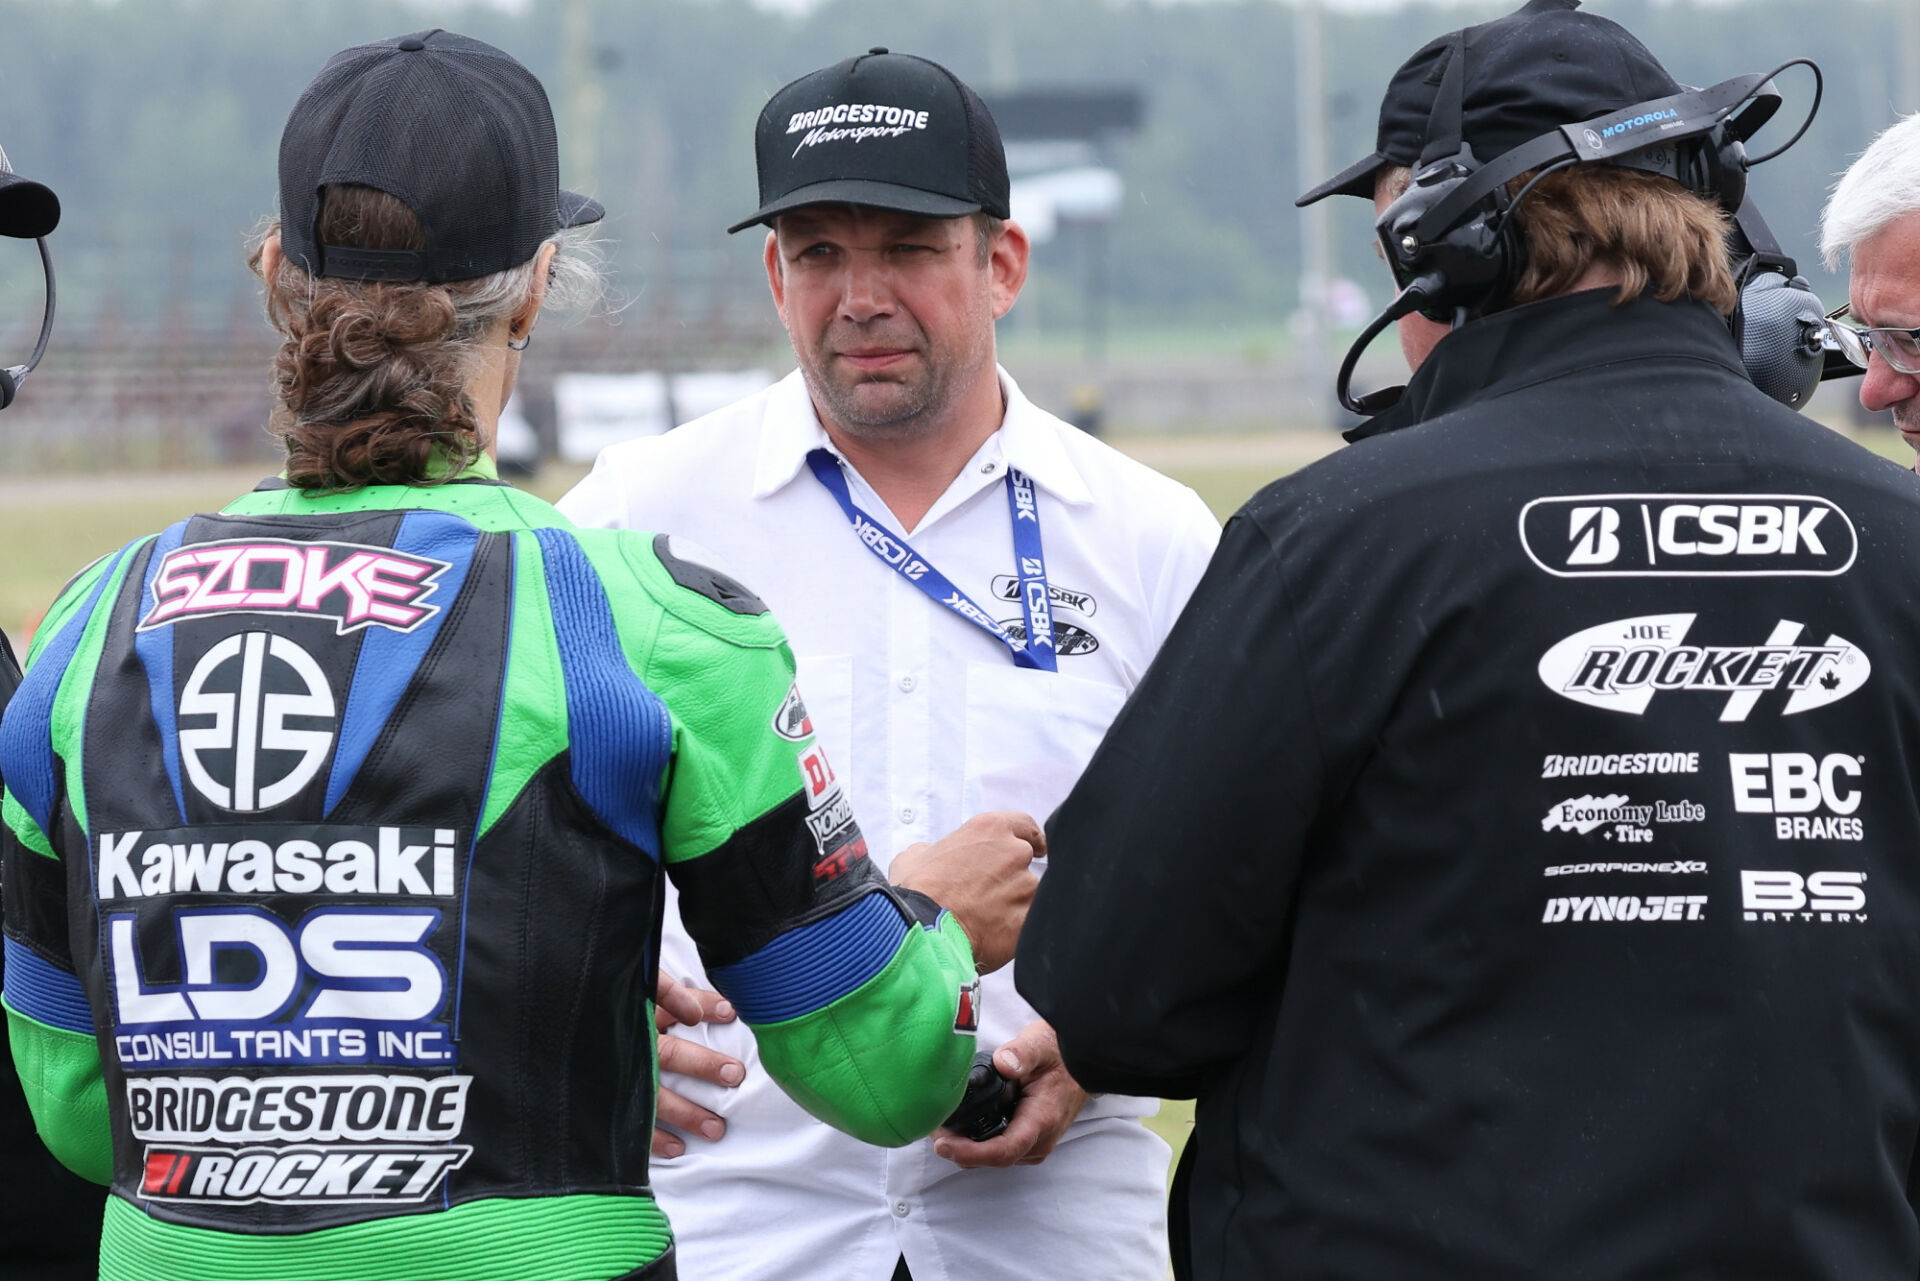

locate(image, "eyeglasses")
(1825, 304), (1920, 376)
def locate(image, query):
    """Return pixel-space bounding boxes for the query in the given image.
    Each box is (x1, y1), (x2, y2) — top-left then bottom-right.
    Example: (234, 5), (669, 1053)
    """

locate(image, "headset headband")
(1413, 71), (1783, 244)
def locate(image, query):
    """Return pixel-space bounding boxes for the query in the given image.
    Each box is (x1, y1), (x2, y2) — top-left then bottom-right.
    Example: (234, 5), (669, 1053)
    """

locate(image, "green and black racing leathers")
(1, 462), (981, 1281)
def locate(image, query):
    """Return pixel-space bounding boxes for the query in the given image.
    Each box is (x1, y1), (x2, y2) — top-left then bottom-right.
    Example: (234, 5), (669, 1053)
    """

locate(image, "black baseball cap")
(279, 29), (604, 283)
(1297, 0), (1682, 206)
(729, 48), (1010, 234)
(0, 145), (58, 240)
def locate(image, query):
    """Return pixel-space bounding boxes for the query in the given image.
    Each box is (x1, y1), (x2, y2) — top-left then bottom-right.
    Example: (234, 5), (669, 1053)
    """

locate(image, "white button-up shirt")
(559, 367), (1219, 1281)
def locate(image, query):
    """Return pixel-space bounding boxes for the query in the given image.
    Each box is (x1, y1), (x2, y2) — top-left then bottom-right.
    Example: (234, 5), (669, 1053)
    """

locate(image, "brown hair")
(251, 184), (553, 491)
(1506, 165), (1737, 314)
(1375, 163), (1738, 314)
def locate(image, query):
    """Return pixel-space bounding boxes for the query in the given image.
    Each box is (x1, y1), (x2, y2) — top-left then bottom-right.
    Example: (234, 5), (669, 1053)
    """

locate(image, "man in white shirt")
(560, 47), (1218, 1281)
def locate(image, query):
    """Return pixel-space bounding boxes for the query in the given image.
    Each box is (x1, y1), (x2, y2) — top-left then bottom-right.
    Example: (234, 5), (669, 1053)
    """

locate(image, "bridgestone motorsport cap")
(729, 47), (1011, 234)
(278, 28), (604, 283)
(1297, 0), (1682, 206)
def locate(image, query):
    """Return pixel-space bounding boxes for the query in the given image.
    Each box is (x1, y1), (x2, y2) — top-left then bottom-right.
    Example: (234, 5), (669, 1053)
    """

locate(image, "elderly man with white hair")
(1823, 113), (1920, 462)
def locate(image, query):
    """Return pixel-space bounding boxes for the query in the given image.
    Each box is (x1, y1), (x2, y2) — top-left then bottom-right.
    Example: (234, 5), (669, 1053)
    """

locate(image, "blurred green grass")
(0, 444), (1308, 647)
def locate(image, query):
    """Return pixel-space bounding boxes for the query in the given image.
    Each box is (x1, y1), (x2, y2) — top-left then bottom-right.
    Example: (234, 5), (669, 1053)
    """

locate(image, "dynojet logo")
(1519, 494), (1856, 577)
(1537, 613), (1871, 720)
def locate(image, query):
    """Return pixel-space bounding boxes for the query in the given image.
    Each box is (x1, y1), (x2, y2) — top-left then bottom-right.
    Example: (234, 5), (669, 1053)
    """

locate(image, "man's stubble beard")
(796, 303), (996, 441)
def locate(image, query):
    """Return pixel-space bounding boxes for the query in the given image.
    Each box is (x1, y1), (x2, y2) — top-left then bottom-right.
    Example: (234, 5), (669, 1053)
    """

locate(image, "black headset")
(1339, 37), (1824, 416)
(0, 146), (60, 411)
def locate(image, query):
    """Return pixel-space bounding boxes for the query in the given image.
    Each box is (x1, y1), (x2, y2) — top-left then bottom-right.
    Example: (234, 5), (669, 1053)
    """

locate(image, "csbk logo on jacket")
(141, 539), (450, 634)
(1519, 495), (1856, 577)
(1537, 614), (1871, 720)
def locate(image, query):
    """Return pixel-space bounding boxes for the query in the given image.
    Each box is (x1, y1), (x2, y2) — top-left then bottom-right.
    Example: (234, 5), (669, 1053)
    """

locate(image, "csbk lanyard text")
(806, 449), (1058, 672)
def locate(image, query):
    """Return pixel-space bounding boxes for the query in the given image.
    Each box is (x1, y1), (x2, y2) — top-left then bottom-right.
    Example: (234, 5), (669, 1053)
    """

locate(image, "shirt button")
(898, 674), (916, 692)
(980, 461), (997, 474)
(893, 1200), (911, 1218)
(898, 807), (915, 824)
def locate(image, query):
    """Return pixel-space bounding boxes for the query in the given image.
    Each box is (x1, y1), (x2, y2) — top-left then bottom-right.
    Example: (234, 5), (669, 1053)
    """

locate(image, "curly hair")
(250, 184), (598, 491)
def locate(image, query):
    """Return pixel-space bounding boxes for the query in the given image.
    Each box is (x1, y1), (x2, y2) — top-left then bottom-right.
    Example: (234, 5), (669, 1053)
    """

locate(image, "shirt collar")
(751, 366), (1093, 507)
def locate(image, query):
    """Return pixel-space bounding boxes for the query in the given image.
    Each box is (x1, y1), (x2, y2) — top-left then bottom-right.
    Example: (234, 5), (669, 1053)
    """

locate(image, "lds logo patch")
(141, 539), (450, 634)
(180, 632), (336, 812)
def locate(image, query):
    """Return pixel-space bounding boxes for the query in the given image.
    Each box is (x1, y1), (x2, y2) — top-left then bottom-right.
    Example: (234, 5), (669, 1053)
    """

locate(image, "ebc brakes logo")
(1519, 495), (1856, 577)
(1538, 614), (1870, 720)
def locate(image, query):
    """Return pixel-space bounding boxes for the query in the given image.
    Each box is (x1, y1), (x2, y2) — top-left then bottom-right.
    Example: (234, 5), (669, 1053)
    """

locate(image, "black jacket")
(0, 627), (101, 1276)
(1019, 290), (1920, 1279)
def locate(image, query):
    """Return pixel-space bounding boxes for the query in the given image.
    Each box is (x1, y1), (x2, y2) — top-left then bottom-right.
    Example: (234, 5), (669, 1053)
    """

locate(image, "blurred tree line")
(0, 0), (1902, 342)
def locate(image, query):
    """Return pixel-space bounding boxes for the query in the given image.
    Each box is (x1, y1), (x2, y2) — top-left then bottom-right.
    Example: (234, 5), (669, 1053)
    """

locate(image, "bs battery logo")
(1519, 495), (1855, 577)
(1537, 614), (1870, 720)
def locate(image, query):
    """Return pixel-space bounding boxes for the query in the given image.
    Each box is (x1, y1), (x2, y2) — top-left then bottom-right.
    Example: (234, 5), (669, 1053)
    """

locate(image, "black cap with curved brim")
(1296, 0), (1682, 207)
(0, 148), (59, 239)
(279, 29), (603, 283)
(729, 48), (1009, 234)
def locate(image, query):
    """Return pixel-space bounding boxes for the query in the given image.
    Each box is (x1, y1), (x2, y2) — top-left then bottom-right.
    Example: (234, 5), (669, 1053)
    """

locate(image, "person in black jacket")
(0, 160), (103, 1280)
(1018, 3), (1920, 1278)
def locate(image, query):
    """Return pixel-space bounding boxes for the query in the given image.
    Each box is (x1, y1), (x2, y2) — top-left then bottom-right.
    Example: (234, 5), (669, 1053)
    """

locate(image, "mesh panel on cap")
(279, 29), (592, 283)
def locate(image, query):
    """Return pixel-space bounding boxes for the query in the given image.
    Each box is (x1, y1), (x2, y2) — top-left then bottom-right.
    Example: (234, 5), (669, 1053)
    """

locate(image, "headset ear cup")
(1706, 132), (1748, 212)
(0, 367), (18, 411)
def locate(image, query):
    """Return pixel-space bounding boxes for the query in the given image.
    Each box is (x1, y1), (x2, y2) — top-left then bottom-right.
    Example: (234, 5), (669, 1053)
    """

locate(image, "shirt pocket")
(962, 661), (1128, 840)
(791, 652), (856, 806)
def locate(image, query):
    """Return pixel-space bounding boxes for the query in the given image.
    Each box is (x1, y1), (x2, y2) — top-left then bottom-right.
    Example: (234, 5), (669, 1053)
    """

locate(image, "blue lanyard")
(806, 448), (1058, 672)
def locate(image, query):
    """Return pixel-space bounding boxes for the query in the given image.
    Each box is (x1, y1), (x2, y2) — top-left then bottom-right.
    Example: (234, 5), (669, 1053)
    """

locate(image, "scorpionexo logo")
(1537, 614), (1870, 721)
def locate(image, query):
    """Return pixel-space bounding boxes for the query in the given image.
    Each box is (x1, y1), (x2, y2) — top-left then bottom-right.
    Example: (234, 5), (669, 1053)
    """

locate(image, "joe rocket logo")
(139, 1142), (470, 1205)
(179, 632), (335, 813)
(141, 539), (450, 634)
(1537, 614), (1870, 721)
(1519, 495), (1855, 577)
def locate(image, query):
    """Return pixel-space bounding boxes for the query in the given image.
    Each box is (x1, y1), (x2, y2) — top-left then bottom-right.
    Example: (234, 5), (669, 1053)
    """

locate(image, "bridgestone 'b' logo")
(141, 539), (450, 634)
(1537, 614), (1871, 721)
